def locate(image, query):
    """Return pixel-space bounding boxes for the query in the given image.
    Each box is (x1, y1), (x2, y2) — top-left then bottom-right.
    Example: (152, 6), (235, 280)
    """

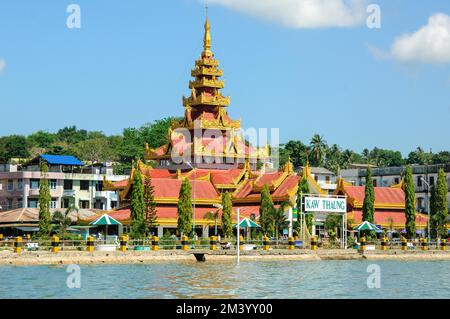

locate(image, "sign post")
(302, 195), (347, 249)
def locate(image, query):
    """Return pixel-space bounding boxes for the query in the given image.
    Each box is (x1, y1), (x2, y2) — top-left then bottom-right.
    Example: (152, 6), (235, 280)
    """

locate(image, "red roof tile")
(112, 179), (129, 188)
(151, 178), (219, 200)
(272, 175), (300, 197)
(254, 172), (284, 188)
(345, 186), (405, 206)
(211, 169), (243, 185)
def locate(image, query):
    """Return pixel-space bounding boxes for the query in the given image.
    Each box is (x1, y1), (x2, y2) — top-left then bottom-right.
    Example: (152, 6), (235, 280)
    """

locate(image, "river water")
(1, 260), (449, 298)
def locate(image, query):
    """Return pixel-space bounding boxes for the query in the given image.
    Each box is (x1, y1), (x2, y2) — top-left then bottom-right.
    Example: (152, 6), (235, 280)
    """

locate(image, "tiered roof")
(145, 17), (268, 166)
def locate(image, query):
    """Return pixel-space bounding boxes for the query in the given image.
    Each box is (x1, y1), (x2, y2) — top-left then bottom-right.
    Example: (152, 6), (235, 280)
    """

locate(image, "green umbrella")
(233, 218), (260, 240)
(89, 214), (122, 243)
(233, 218), (260, 228)
(90, 214), (121, 226)
(353, 221), (380, 232)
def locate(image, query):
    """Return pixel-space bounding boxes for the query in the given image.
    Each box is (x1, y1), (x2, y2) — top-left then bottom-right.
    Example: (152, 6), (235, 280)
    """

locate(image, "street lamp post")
(420, 177), (431, 244)
(186, 161), (196, 237)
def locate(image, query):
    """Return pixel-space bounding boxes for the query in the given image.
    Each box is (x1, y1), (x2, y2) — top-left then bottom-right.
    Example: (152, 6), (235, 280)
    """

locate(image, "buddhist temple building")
(97, 17), (305, 237)
(94, 16), (426, 239)
(333, 178), (428, 231)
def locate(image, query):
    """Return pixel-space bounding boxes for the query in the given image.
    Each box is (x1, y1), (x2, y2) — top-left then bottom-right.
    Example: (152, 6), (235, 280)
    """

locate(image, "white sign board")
(304, 197), (346, 213)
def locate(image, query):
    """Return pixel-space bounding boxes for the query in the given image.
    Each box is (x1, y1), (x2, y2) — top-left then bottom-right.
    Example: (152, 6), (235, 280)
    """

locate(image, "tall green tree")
(296, 175), (313, 234)
(280, 140), (309, 168)
(259, 184), (275, 235)
(130, 168), (146, 238)
(73, 137), (119, 163)
(404, 165), (416, 239)
(432, 152), (450, 165)
(310, 134), (327, 167)
(143, 174), (158, 232)
(144, 175), (158, 234)
(177, 178), (193, 236)
(0, 135), (30, 162)
(52, 205), (77, 239)
(362, 167), (375, 237)
(272, 202), (289, 243)
(27, 131), (57, 149)
(221, 192), (233, 238)
(38, 161), (51, 237)
(433, 169), (448, 238)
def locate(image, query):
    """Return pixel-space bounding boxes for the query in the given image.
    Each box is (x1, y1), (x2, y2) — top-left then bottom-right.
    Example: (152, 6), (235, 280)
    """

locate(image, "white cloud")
(377, 13), (450, 64)
(0, 59), (5, 72)
(208, 0), (367, 29)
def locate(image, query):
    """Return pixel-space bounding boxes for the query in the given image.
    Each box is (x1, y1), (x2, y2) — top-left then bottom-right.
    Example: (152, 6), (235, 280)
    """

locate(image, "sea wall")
(2, 249), (450, 266)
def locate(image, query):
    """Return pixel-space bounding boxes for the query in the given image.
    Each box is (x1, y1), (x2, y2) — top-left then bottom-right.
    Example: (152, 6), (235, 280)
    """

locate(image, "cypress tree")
(362, 166), (375, 237)
(177, 178), (192, 236)
(38, 160), (51, 237)
(296, 175), (313, 234)
(362, 167), (375, 223)
(434, 169), (448, 238)
(143, 174), (158, 233)
(221, 191), (233, 238)
(130, 168), (146, 238)
(404, 165), (416, 239)
(259, 184), (275, 235)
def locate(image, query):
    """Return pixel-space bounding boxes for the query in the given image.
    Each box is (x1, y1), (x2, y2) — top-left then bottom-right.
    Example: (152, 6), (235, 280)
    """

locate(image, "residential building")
(298, 166), (336, 194)
(0, 155), (128, 212)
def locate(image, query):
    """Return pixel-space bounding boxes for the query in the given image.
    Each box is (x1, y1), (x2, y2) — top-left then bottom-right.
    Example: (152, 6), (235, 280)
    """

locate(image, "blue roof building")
(28, 154), (84, 166)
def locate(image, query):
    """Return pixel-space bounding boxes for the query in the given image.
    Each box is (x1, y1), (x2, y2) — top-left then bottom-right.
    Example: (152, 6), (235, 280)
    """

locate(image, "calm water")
(1, 260), (450, 298)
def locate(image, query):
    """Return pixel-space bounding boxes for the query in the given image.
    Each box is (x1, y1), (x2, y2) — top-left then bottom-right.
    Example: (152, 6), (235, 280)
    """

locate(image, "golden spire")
(203, 2), (212, 56)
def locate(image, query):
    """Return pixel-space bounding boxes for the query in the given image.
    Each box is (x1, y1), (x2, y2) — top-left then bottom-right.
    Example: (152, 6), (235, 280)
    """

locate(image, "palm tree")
(310, 134), (327, 166)
(52, 205), (78, 239)
(204, 210), (220, 236)
(272, 202), (289, 245)
(362, 148), (370, 163)
(341, 149), (355, 169)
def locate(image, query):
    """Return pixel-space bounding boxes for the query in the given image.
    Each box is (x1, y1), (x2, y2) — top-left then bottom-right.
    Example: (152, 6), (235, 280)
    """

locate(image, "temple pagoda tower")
(146, 16), (269, 170)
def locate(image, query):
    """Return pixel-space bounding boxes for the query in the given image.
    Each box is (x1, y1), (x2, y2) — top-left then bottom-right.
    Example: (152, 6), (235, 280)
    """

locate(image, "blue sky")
(0, 0), (449, 156)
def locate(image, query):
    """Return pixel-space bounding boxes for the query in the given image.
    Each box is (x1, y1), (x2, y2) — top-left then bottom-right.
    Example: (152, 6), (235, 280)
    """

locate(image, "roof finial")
(203, 0), (212, 56)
